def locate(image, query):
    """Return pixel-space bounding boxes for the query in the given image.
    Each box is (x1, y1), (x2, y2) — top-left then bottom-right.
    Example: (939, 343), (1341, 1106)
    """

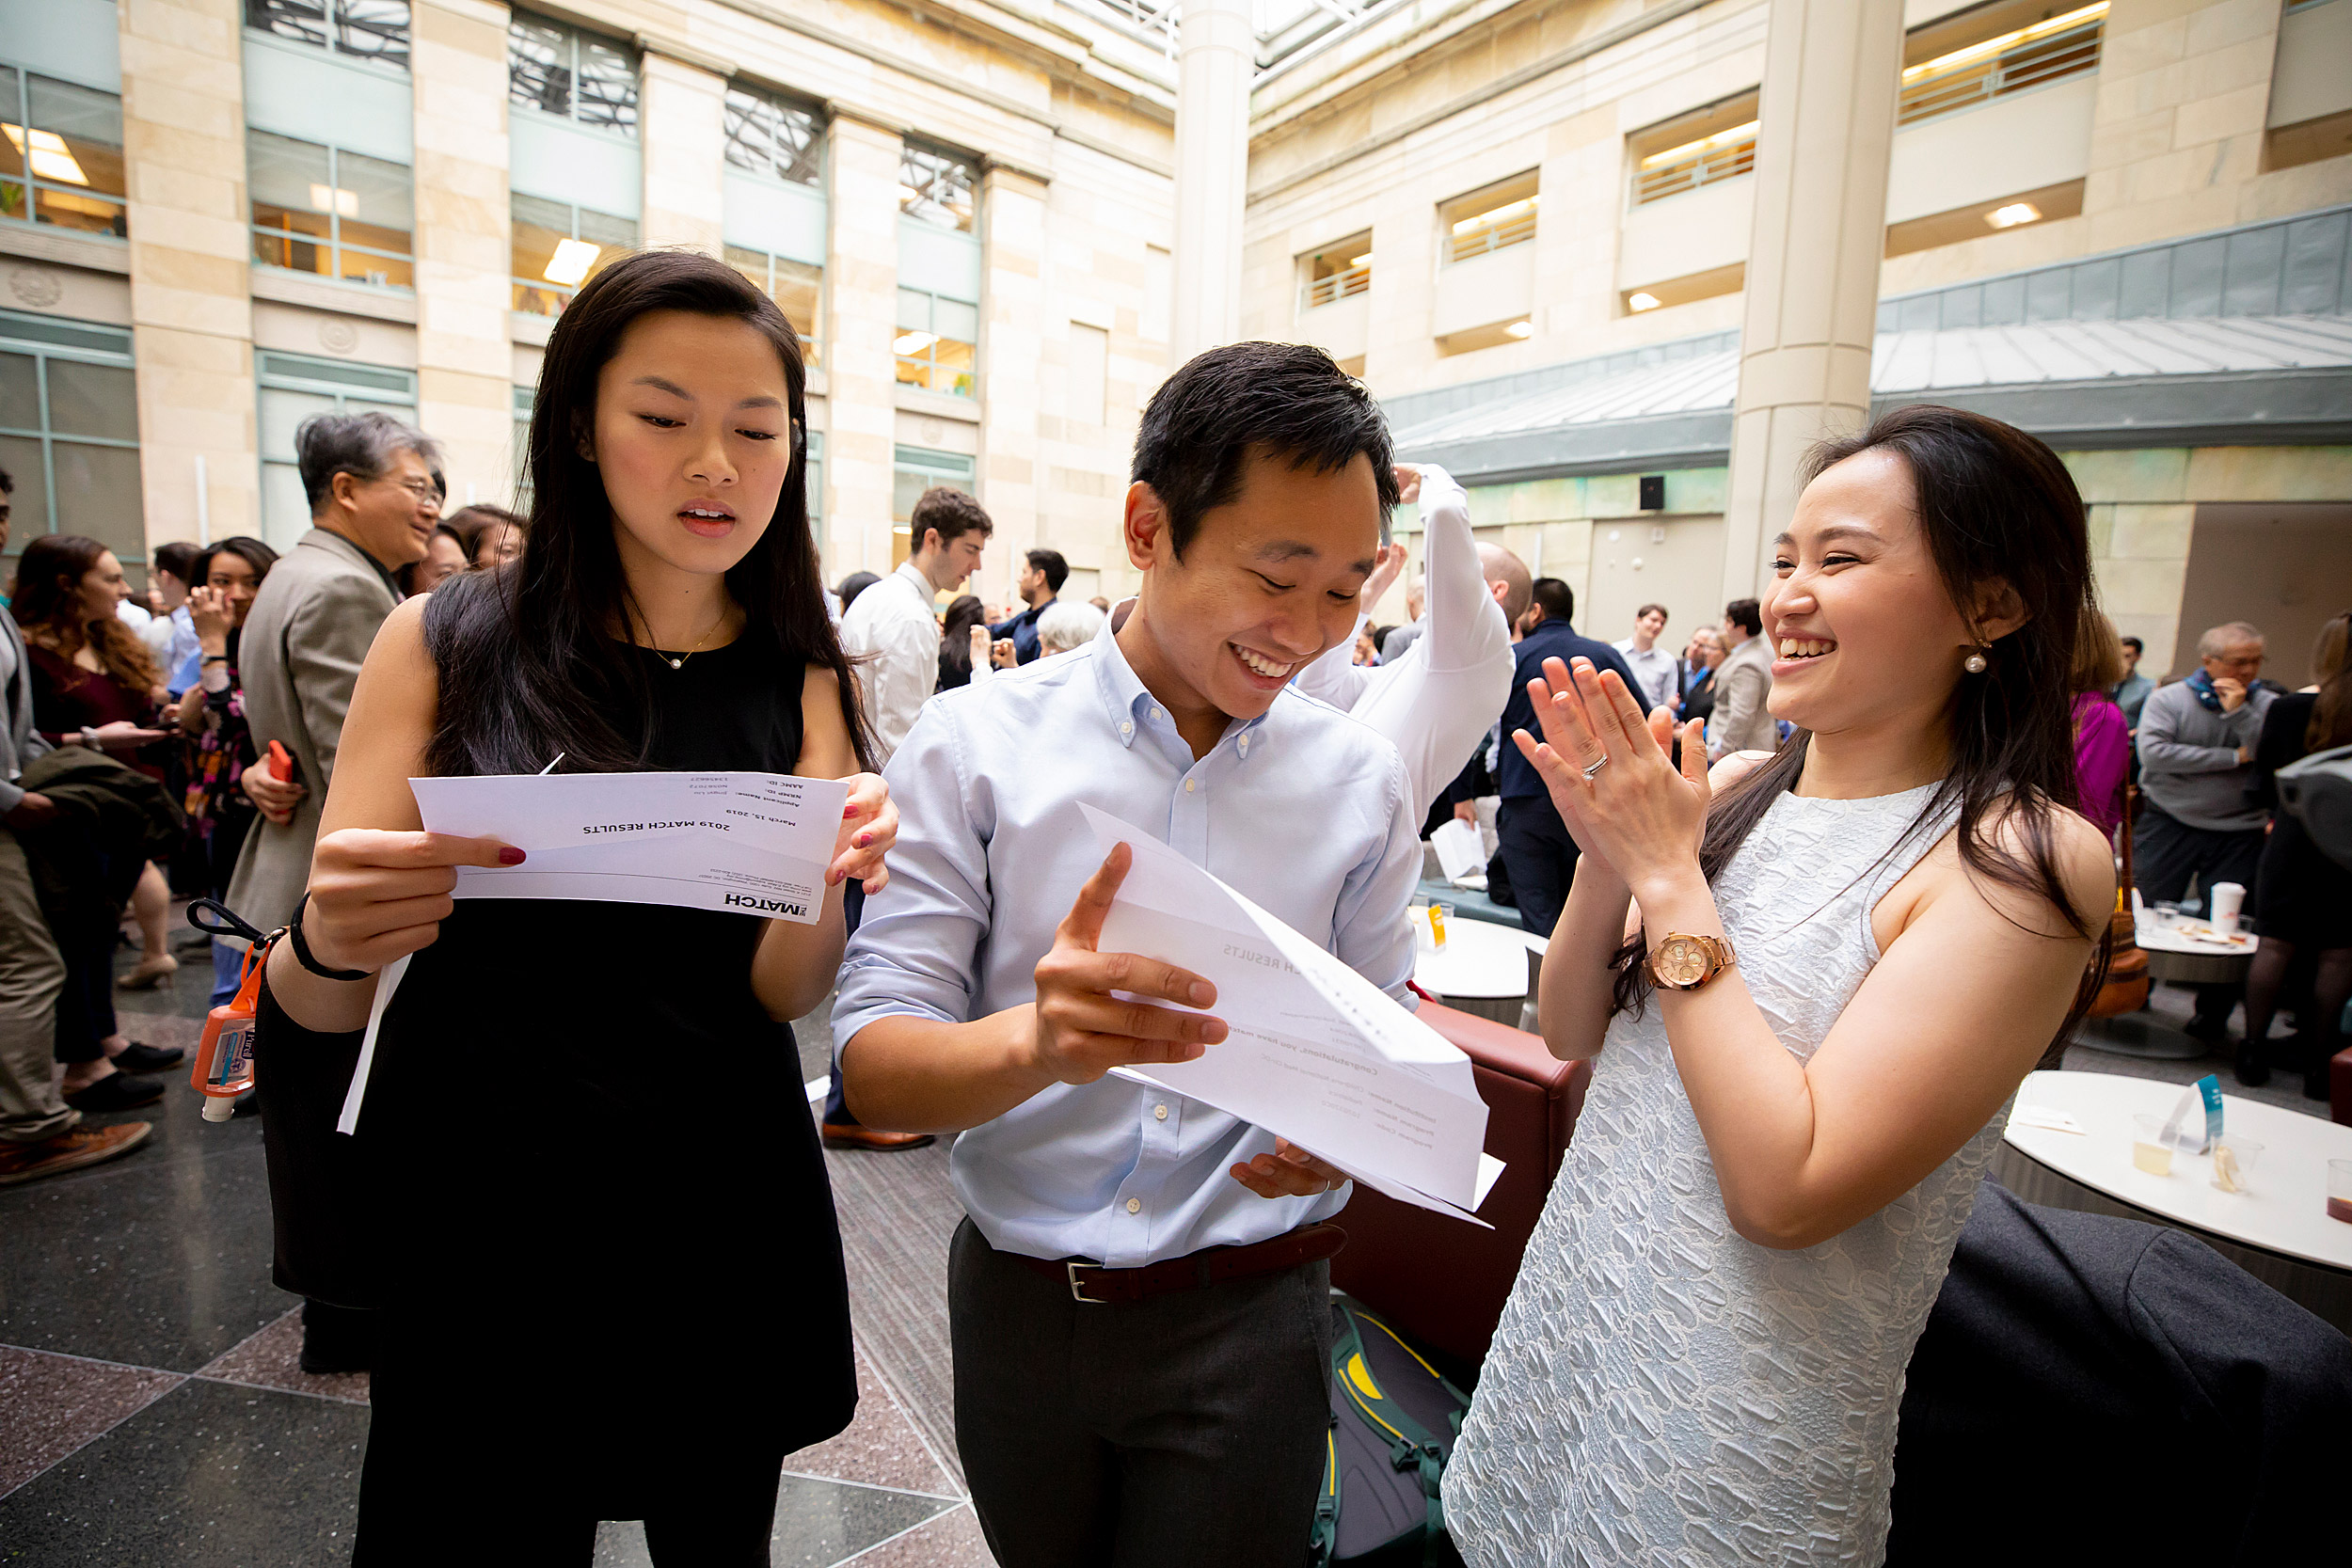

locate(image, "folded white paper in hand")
(1080, 804), (1501, 1226)
(410, 769), (850, 921)
(1429, 817), (1486, 883)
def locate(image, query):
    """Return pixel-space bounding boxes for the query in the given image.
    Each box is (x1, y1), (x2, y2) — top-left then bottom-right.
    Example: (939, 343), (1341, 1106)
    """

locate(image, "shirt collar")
(1090, 613), (1272, 752)
(893, 562), (935, 601)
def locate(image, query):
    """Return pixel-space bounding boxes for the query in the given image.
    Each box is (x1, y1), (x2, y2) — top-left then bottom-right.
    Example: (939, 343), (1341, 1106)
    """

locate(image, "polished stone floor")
(0, 921), (991, 1566)
(2, 909), (2328, 1564)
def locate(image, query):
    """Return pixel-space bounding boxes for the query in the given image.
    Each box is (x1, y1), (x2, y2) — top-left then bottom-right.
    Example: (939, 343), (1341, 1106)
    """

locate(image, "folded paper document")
(1080, 804), (1501, 1226)
(410, 769), (850, 921)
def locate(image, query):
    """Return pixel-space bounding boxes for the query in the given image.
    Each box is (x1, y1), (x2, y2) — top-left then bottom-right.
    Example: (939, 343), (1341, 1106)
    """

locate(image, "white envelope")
(1079, 804), (1500, 1225)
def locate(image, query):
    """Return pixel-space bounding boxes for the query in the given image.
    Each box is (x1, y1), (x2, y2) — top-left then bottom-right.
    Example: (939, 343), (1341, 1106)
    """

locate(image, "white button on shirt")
(833, 619), (1423, 1269)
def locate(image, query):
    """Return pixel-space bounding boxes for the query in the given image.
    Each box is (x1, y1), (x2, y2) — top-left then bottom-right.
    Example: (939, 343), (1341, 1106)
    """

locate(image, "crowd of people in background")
(2, 266), (2350, 1561)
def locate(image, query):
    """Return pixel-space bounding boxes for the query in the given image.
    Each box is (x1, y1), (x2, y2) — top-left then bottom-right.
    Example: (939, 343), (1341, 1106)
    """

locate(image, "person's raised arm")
(1522, 657), (2108, 1248)
(264, 596), (517, 1033)
(747, 665), (896, 1022)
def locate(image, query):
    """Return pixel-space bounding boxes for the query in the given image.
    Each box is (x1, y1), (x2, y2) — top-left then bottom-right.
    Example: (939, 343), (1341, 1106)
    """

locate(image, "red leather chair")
(1330, 995), (1591, 1366)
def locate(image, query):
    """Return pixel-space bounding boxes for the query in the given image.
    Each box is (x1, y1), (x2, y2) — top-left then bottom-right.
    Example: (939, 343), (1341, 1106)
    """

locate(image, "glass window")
(511, 193), (635, 317)
(249, 130), (413, 289)
(255, 351), (418, 549)
(1900, 1), (2106, 128)
(723, 245), (823, 369)
(898, 144), (976, 233)
(724, 87), (823, 187)
(0, 311), (145, 576)
(508, 13), (637, 135)
(246, 0), (411, 70)
(890, 444), (975, 563)
(1, 67), (130, 239)
(894, 288), (977, 398)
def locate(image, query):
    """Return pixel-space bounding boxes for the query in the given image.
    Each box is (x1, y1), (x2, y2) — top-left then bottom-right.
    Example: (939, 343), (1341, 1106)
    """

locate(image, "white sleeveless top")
(1445, 783), (2010, 1567)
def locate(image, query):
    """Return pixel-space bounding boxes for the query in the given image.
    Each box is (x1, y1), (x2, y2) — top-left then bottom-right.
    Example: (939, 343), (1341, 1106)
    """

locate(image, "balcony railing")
(1303, 261), (1370, 309)
(1445, 205), (1536, 264)
(1634, 125), (1756, 206)
(1898, 4), (2106, 127)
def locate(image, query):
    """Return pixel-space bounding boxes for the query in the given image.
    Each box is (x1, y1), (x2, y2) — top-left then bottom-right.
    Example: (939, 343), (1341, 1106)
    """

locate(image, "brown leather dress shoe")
(821, 1123), (937, 1151)
(0, 1122), (153, 1186)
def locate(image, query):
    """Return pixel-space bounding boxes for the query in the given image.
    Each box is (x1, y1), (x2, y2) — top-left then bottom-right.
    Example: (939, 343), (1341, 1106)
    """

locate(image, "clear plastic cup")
(2131, 1114), (2173, 1176)
(2208, 1135), (2263, 1193)
(2329, 1160), (2352, 1226)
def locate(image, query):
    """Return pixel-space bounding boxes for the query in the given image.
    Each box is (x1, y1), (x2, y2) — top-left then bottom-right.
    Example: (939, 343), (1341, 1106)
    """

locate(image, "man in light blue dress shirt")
(834, 343), (1424, 1568)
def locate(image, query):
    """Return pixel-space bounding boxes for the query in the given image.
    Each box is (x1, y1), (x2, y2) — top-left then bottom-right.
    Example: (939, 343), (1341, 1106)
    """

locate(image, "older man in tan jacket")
(222, 413), (443, 991)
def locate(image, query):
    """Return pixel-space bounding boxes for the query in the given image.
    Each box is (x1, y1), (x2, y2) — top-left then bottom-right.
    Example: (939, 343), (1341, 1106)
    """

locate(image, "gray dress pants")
(0, 828), (72, 1143)
(948, 1217), (1334, 1568)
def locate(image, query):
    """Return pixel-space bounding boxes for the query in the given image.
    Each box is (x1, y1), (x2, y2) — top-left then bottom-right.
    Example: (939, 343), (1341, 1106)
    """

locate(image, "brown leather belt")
(1014, 1223), (1347, 1306)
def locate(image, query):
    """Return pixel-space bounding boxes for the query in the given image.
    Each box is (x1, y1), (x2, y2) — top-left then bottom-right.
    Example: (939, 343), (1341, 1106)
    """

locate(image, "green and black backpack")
(1311, 1294), (1472, 1568)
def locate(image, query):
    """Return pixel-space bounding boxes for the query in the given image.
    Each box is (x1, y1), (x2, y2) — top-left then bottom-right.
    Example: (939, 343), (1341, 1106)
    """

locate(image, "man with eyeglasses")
(2134, 621), (2278, 1046)
(223, 411), (443, 1370)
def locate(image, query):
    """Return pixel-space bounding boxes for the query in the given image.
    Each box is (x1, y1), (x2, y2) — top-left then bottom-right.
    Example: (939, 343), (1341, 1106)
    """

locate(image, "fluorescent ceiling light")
(543, 237), (600, 287)
(308, 182), (358, 217)
(895, 330), (938, 355)
(1348, 252), (1372, 268)
(1986, 202), (2042, 229)
(1503, 319), (1532, 339)
(4, 123), (89, 185)
(1451, 195), (1537, 234)
(1640, 121), (1759, 170)
(1903, 2), (2107, 81)
(1628, 292), (1662, 312)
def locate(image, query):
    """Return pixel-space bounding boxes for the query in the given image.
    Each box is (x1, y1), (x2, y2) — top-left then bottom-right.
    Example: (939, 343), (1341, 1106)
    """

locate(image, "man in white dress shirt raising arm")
(1290, 462), (1521, 822)
(834, 343), (1423, 1568)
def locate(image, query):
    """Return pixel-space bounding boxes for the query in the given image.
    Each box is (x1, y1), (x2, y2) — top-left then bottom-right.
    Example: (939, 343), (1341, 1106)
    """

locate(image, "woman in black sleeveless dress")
(254, 251), (895, 1562)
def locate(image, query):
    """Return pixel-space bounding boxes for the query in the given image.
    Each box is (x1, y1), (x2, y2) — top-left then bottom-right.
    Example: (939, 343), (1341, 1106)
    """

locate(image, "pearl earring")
(1963, 649), (1989, 674)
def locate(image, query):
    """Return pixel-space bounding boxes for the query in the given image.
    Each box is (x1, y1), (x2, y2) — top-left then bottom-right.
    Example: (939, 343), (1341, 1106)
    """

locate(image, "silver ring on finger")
(1582, 754), (1611, 781)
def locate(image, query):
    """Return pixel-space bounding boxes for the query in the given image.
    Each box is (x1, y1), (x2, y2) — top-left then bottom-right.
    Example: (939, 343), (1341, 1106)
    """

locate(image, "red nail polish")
(854, 833), (871, 848)
(498, 847), (526, 865)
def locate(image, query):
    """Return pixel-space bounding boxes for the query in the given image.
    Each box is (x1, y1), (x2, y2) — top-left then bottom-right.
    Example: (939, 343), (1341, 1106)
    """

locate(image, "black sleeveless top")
(359, 635), (855, 1508)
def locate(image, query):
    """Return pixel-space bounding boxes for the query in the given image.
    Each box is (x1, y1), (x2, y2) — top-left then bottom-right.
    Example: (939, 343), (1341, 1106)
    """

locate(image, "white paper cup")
(2209, 881), (2246, 933)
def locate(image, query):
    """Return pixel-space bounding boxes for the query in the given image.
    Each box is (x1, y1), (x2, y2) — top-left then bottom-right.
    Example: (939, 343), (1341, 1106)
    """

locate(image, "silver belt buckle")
(1066, 1261), (1108, 1305)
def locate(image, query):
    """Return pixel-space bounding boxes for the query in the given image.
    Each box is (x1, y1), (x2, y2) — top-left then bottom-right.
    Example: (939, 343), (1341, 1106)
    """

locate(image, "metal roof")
(1389, 208), (2352, 483)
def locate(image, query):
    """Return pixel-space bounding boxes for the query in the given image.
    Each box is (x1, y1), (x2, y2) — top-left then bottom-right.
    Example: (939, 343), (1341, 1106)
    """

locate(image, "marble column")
(823, 110), (903, 576)
(1169, 0), (1251, 363)
(412, 0), (513, 505)
(1720, 0), (1905, 600)
(639, 44), (729, 255)
(977, 162), (1047, 586)
(118, 0), (259, 543)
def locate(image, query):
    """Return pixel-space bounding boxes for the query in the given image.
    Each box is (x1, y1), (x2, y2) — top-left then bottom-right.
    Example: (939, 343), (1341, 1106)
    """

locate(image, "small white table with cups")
(1996, 1069), (2352, 1332)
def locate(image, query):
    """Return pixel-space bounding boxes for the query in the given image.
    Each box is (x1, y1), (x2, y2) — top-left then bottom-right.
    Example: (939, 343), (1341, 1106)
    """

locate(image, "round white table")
(1996, 1069), (2352, 1330)
(1410, 910), (1534, 1024)
(2076, 915), (2258, 1061)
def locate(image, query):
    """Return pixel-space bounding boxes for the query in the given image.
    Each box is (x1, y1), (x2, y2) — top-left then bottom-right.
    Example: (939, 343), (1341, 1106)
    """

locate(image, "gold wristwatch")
(1645, 932), (1737, 991)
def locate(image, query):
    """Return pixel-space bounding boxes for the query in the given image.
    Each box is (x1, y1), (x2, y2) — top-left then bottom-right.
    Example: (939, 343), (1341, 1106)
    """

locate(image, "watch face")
(1656, 937), (1708, 987)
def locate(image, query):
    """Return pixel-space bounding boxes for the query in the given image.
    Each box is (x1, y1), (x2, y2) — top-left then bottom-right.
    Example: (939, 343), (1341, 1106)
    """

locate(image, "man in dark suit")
(1494, 578), (1640, 939)
(988, 547), (1067, 665)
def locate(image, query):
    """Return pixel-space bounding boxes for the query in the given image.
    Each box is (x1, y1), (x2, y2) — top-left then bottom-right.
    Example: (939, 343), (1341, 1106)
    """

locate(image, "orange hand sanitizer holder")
(185, 897), (284, 1124)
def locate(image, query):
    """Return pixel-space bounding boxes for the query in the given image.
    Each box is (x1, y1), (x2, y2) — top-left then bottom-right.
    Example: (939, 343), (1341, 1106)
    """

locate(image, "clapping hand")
(187, 584), (233, 645)
(1513, 656), (1709, 902)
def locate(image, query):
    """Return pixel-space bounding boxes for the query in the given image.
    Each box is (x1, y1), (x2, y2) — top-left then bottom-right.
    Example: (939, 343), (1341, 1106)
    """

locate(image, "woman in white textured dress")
(1445, 406), (2116, 1567)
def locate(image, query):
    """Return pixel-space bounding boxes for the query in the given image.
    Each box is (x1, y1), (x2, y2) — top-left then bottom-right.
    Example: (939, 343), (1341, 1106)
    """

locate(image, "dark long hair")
(424, 250), (869, 776)
(1613, 405), (2109, 1051)
(189, 535), (278, 666)
(11, 533), (159, 694)
(2307, 610), (2352, 753)
(938, 594), (987, 676)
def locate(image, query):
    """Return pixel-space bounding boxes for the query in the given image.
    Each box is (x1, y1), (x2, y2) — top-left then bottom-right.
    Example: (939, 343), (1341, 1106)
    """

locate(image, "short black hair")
(1529, 578), (1574, 626)
(2121, 635), (2144, 654)
(1026, 547), (1068, 593)
(836, 571), (880, 612)
(1724, 597), (1762, 637)
(911, 487), (993, 551)
(152, 542), (200, 581)
(1132, 341), (1398, 558)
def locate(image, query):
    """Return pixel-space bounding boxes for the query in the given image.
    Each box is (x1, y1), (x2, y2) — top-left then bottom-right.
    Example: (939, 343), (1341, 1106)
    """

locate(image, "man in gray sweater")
(2134, 621), (2275, 1040)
